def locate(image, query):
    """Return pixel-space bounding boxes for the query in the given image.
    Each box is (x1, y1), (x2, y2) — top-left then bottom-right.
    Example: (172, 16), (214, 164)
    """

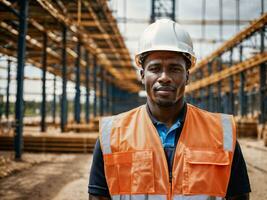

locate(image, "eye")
(170, 65), (183, 73)
(148, 64), (160, 72)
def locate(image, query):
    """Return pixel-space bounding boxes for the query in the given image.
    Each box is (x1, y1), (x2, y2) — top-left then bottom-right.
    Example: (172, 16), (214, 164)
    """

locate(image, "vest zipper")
(169, 173), (172, 200)
(169, 125), (181, 200)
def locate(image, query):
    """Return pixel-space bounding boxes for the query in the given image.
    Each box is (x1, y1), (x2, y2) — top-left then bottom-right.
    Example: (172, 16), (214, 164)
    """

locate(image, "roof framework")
(0, 0), (141, 92)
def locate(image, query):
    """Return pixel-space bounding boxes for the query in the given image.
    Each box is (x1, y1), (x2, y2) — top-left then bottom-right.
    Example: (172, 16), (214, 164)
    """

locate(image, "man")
(88, 19), (251, 200)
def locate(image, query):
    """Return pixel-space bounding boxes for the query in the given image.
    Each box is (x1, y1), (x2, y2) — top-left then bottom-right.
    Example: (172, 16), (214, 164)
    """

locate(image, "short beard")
(156, 99), (177, 107)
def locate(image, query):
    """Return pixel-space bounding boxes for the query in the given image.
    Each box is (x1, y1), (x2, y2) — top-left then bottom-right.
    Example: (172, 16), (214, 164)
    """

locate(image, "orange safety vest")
(99, 104), (236, 200)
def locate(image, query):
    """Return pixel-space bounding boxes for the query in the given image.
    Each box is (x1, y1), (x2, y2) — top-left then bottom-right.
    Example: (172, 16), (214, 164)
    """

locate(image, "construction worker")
(88, 19), (251, 200)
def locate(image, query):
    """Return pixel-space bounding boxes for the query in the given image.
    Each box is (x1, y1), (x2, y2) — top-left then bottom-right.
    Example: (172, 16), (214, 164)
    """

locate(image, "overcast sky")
(0, 0), (266, 102)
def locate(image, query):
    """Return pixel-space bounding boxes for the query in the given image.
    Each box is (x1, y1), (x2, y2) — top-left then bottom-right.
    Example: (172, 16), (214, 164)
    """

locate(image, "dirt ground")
(239, 138), (267, 200)
(0, 138), (266, 200)
(0, 152), (92, 200)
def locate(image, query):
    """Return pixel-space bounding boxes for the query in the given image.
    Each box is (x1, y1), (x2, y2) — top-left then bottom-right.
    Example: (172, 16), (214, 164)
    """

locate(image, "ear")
(186, 70), (189, 85)
(140, 69), (145, 84)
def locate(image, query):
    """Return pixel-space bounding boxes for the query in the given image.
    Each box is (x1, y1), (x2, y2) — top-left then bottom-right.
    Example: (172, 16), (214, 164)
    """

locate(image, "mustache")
(154, 85), (176, 91)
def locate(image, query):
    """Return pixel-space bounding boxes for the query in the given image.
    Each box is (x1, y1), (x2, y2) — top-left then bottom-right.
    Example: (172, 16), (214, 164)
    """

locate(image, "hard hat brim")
(135, 48), (196, 68)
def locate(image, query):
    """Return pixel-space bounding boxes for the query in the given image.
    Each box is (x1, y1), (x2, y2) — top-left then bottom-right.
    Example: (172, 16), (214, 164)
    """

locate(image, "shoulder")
(187, 103), (235, 124)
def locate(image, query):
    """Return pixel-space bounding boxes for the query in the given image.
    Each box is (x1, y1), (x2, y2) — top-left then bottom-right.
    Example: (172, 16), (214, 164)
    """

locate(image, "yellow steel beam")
(190, 13), (267, 74)
(186, 52), (267, 93)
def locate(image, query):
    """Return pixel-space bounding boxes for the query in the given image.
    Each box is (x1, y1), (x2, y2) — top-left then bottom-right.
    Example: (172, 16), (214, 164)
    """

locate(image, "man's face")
(141, 51), (189, 107)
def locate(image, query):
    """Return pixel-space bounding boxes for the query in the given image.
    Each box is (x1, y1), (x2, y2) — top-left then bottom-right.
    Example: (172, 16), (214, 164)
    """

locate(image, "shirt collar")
(146, 102), (187, 126)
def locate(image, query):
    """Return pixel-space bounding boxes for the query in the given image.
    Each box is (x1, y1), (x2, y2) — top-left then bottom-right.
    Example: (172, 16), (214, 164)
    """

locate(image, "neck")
(147, 98), (184, 128)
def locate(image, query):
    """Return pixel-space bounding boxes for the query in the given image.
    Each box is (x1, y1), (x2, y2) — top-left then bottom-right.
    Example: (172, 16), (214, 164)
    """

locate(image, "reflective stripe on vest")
(111, 195), (223, 200)
(173, 195), (223, 200)
(221, 114), (233, 151)
(112, 194), (166, 200)
(100, 116), (114, 154)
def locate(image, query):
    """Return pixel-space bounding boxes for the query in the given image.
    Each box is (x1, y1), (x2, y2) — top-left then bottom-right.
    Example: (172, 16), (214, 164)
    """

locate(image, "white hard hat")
(135, 18), (196, 68)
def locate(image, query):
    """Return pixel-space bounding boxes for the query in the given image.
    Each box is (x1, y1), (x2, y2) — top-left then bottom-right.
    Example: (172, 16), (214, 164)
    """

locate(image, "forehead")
(144, 51), (186, 66)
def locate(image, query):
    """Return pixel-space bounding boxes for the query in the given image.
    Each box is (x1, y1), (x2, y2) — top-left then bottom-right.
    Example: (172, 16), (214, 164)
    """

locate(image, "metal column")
(5, 59), (11, 119)
(150, 0), (176, 22)
(111, 84), (116, 115)
(52, 75), (56, 124)
(93, 56), (97, 117)
(236, 0), (240, 32)
(200, 88), (206, 110)
(151, 0), (155, 23)
(60, 25), (67, 132)
(85, 51), (90, 123)
(14, 0), (29, 159)
(239, 45), (246, 116)
(99, 67), (104, 116)
(228, 49), (234, 114)
(74, 41), (81, 123)
(172, 0), (176, 21)
(259, 0), (266, 123)
(207, 62), (213, 111)
(217, 57), (222, 112)
(219, 0), (223, 42)
(41, 33), (47, 132)
(105, 73), (110, 115)
(110, 77), (114, 115)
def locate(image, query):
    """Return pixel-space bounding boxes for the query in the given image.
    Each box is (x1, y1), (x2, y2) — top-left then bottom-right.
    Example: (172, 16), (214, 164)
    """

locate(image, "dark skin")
(89, 51), (249, 200)
(141, 51), (188, 128)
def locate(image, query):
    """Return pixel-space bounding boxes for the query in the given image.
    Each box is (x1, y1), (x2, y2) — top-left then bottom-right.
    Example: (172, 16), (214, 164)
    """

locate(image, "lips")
(154, 86), (176, 96)
(154, 86), (176, 92)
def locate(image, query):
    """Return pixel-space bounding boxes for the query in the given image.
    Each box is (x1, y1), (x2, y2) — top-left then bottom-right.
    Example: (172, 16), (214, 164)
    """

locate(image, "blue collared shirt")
(146, 104), (186, 173)
(154, 118), (181, 148)
(146, 104), (185, 148)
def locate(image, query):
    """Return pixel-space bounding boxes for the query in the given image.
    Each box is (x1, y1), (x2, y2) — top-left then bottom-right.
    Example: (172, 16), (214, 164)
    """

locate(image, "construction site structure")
(0, 0), (266, 159)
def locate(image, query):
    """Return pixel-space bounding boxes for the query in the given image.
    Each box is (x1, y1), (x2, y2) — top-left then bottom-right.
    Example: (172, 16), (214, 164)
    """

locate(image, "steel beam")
(207, 62), (212, 111)
(41, 33), (47, 132)
(150, 0), (176, 22)
(190, 13), (267, 74)
(105, 73), (110, 115)
(52, 75), (56, 124)
(236, 0), (240, 32)
(5, 59), (11, 119)
(201, 88), (207, 110)
(110, 77), (114, 115)
(99, 67), (104, 116)
(14, 0), (29, 160)
(60, 25), (67, 132)
(217, 57), (222, 112)
(219, 0), (223, 41)
(239, 45), (246, 116)
(172, 0), (176, 21)
(74, 40), (81, 123)
(229, 49), (234, 114)
(201, 0), (206, 40)
(93, 56), (97, 117)
(85, 51), (90, 123)
(151, 0), (155, 23)
(260, 25), (266, 123)
(208, 86), (213, 111)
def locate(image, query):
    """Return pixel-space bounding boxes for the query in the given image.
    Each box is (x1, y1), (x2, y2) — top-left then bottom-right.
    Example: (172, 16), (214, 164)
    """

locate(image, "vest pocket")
(184, 149), (230, 196)
(104, 150), (155, 194)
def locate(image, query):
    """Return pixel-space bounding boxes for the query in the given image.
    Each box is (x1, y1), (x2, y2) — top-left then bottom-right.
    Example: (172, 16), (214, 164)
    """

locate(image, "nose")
(158, 70), (171, 84)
